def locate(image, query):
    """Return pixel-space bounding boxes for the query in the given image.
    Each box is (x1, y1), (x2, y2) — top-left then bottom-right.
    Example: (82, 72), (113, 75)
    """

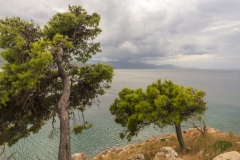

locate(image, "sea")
(3, 69), (240, 160)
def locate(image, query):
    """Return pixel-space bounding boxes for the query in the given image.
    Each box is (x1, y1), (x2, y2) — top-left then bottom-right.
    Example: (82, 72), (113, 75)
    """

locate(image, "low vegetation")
(93, 128), (240, 160)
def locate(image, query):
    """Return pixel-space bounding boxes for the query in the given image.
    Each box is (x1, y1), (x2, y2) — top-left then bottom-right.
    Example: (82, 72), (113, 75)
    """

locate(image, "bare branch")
(0, 144), (17, 160)
(5, 151), (17, 160)
(0, 144), (5, 156)
(188, 116), (208, 136)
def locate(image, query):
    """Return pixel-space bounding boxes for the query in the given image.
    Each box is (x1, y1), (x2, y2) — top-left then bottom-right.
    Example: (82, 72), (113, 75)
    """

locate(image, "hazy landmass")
(0, 49), (182, 69)
(88, 60), (182, 69)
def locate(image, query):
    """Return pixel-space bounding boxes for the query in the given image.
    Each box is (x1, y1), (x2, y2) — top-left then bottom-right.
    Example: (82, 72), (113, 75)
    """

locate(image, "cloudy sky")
(1, 0), (240, 69)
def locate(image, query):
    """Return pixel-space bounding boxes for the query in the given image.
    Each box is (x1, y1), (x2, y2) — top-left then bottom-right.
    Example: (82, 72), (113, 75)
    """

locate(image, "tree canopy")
(0, 5), (114, 160)
(110, 79), (206, 151)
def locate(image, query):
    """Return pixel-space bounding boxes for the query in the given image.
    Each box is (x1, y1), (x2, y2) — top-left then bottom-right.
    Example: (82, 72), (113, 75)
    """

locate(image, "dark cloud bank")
(1, 0), (240, 69)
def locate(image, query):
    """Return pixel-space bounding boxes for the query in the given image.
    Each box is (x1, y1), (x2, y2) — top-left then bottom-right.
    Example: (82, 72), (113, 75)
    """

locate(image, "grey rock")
(212, 151), (240, 160)
(71, 152), (88, 160)
(154, 147), (182, 160)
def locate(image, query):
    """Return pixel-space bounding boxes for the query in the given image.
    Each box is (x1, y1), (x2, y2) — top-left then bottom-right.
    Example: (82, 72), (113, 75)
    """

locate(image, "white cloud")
(119, 42), (138, 53)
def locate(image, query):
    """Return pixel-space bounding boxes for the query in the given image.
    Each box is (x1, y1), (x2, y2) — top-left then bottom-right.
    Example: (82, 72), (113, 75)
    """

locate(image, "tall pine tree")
(0, 5), (114, 160)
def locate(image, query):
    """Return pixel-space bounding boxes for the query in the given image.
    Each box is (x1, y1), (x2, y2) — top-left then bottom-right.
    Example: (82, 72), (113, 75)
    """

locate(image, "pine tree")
(0, 5), (114, 160)
(110, 79), (206, 151)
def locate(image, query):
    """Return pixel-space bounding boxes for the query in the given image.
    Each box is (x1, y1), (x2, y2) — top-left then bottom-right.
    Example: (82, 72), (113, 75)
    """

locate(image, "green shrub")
(213, 140), (232, 153)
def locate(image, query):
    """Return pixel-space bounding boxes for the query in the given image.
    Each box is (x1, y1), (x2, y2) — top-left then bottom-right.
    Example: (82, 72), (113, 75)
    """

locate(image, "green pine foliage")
(110, 79), (206, 146)
(0, 5), (114, 148)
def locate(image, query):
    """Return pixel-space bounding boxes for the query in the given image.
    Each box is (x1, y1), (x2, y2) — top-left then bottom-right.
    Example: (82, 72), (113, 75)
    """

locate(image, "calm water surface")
(5, 69), (240, 159)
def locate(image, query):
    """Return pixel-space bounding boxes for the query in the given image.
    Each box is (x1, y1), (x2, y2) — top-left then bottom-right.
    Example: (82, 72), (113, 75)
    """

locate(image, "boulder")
(71, 152), (88, 160)
(128, 153), (145, 160)
(109, 146), (123, 153)
(213, 151), (240, 160)
(154, 147), (182, 160)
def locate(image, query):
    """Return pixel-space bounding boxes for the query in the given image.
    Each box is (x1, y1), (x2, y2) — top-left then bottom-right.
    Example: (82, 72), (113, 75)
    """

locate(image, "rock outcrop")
(212, 151), (240, 160)
(71, 152), (88, 160)
(128, 153), (145, 160)
(154, 147), (182, 160)
(94, 146), (124, 159)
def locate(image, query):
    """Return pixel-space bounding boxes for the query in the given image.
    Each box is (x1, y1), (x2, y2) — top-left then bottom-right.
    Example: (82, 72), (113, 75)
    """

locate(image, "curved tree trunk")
(57, 48), (71, 160)
(175, 123), (187, 152)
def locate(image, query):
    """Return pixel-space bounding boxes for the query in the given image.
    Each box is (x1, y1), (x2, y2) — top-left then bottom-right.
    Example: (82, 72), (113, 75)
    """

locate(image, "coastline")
(72, 127), (240, 160)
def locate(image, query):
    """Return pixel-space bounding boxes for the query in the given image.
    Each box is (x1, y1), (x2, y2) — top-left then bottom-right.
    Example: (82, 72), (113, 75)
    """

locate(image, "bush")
(213, 140), (232, 153)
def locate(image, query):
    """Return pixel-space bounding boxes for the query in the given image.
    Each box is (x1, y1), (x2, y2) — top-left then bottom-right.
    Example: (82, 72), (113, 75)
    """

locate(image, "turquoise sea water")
(4, 69), (240, 159)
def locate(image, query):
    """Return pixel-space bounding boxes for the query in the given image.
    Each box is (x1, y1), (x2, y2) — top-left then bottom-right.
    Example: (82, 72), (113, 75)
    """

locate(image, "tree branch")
(41, 73), (60, 81)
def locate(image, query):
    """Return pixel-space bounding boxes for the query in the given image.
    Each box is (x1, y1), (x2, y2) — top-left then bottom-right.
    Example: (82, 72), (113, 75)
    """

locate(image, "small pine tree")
(110, 79), (206, 151)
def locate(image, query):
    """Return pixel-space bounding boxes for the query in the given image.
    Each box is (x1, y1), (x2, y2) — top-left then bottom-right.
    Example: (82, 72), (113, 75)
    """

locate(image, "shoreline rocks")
(154, 147), (182, 160)
(71, 152), (88, 160)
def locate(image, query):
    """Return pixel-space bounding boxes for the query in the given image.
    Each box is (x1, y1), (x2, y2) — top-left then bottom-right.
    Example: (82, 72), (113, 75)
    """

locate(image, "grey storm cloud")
(1, 0), (240, 69)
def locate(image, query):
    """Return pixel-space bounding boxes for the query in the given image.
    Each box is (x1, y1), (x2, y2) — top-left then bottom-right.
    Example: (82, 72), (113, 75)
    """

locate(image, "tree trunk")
(57, 48), (71, 160)
(175, 123), (187, 152)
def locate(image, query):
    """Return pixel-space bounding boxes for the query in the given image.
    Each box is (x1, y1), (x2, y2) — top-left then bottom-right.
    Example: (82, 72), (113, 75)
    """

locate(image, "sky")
(0, 0), (240, 69)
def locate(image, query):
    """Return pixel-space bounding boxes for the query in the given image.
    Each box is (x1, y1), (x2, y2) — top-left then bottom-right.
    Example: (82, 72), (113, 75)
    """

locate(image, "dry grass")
(93, 130), (240, 160)
(181, 132), (240, 160)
